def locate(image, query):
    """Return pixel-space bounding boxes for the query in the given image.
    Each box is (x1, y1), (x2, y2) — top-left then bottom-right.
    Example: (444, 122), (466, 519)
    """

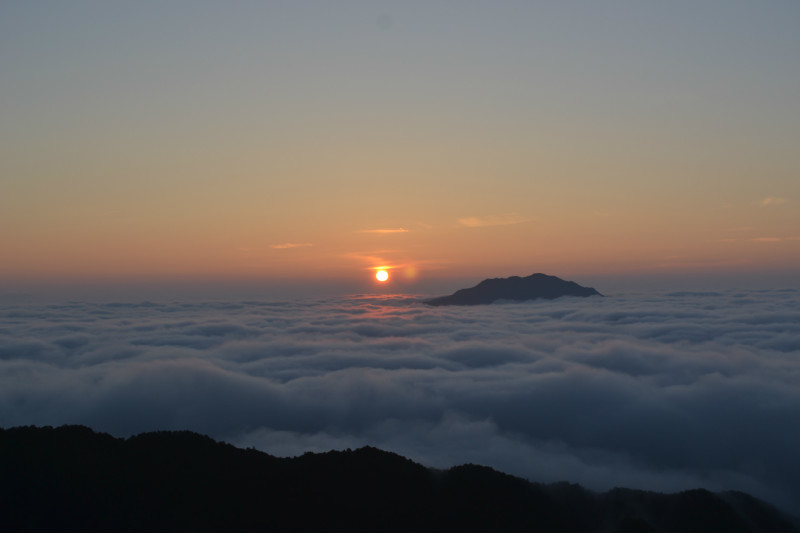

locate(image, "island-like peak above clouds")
(425, 273), (602, 306)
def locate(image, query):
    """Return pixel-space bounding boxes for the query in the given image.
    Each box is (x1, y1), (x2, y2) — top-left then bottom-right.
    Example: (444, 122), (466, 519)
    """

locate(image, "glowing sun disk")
(376, 270), (389, 282)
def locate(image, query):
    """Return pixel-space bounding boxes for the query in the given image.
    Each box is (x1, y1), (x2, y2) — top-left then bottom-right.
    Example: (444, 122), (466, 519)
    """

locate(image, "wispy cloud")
(360, 228), (409, 234)
(761, 197), (788, 207)
(720, 234), (800, 244)
(270, 243), (313, 249)
(751, 236), (800, 243)
(458, 214), (531, 228)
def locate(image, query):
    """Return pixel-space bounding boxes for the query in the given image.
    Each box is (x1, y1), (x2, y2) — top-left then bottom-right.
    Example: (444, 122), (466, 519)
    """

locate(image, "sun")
(376, 269), (389, 282)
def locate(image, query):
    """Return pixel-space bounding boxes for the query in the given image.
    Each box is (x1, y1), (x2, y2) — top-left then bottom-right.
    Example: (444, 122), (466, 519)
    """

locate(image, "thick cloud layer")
(2, 290), (799, 511)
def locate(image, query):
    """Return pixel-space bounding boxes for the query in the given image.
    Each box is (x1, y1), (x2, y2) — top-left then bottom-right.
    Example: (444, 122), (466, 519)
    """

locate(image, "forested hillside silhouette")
(1, 425), (796, 532)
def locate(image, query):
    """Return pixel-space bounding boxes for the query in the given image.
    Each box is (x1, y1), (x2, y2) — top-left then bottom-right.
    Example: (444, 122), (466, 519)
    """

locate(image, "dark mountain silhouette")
(426, 273), (602, 306)
(1, 425), (796, 532)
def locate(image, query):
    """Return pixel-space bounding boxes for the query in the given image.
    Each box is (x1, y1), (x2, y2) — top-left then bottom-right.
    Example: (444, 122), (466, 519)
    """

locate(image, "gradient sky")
(2, 1), (799, 294)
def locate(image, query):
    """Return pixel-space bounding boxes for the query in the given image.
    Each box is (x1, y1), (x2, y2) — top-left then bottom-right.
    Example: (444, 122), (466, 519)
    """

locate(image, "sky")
(2, 1), (800, 296)
(2, 289), (799, 511)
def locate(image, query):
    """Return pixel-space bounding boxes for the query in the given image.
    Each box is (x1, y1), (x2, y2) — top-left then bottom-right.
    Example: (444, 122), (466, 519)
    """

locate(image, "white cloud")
(2, 289), (800, 511)
(458, 214), (530, 228)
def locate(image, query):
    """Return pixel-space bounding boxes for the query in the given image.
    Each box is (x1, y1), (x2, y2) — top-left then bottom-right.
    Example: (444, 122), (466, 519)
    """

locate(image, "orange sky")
(2, 3), (799, 292)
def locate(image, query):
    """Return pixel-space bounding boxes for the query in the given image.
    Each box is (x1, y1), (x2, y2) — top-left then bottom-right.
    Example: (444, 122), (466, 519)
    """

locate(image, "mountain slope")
(0, 425), (795, 532)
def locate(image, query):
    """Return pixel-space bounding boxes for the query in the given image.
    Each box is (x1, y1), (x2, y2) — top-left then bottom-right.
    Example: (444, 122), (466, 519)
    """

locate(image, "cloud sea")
(1, 289), (798, 511)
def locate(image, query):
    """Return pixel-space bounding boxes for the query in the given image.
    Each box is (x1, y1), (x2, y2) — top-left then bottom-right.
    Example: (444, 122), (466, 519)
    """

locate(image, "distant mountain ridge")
(426, 273), (602, 306)
(1, 425), (796, 532)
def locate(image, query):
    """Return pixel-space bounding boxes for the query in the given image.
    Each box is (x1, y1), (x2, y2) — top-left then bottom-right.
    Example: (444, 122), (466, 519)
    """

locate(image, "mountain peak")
(426, 273), (602, 306)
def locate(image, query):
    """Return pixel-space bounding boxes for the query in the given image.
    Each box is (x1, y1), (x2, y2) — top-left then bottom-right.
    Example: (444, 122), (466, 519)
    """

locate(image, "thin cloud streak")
(270, 243), (313, 249)
(751, 237), (800, 243)
(360, 229), (410, 234)
(458, 214), (531, 228)
(761, 197), (789, 207)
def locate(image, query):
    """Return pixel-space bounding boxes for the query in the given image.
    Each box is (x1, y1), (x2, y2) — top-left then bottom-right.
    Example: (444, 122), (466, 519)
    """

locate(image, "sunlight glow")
(376, 270), (389, 282)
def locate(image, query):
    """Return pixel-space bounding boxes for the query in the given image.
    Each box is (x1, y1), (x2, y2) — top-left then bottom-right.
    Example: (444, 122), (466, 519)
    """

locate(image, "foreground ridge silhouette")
(426, 273), (602, 306)
(1, 425), (796, 532)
